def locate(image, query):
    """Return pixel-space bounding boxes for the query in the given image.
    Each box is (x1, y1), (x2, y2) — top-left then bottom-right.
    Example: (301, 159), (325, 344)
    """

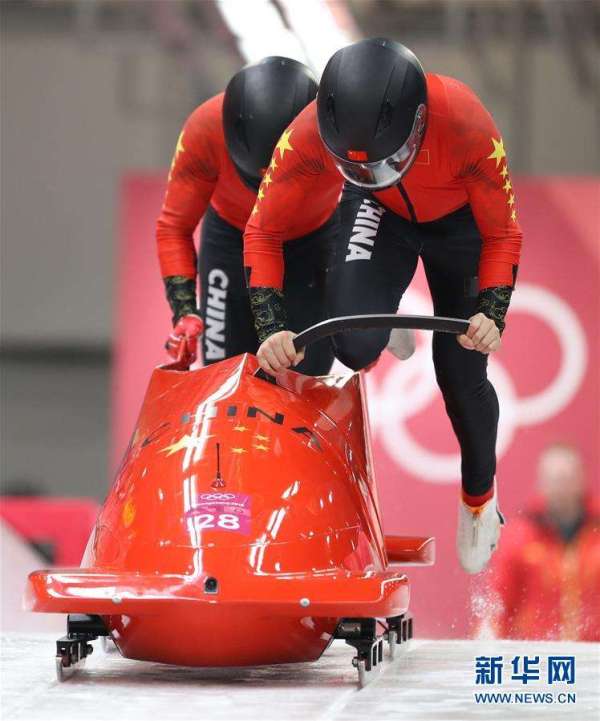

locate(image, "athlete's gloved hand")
(458, 313), (501, 354)
(257, 330), (305, 375)
(165, 314), (204, 363)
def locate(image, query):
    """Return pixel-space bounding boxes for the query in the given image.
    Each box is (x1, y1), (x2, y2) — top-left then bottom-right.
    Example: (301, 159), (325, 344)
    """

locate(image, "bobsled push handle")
(293, 314), (470, 351)
(385, 535), (436, 566)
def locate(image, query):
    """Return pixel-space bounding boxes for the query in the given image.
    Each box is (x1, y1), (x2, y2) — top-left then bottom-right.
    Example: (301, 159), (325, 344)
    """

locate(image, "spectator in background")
(487, 442), (599, 641)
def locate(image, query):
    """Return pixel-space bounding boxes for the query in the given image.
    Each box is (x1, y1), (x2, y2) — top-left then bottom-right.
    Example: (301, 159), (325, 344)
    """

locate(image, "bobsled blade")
(356, 653), (384, 688)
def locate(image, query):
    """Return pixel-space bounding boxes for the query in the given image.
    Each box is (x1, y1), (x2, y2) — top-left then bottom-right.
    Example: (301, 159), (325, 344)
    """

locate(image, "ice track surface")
(1, 634), (598, 721)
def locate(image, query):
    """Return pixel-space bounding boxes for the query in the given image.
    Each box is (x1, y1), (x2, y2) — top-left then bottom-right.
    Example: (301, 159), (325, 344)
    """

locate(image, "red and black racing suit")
(156, 93), (336, 374)
(244, 74), (523, 498)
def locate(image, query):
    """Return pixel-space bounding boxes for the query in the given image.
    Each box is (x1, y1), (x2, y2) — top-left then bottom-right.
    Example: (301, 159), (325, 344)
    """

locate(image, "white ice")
(1, 633), (598, 721)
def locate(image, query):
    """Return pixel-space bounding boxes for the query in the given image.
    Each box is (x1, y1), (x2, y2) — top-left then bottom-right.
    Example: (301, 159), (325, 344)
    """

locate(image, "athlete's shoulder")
(286, 100), (321, 150)
(433, 74), (481, 101)
(289, 99), (318, 132)
(425, 73), (451, 116)
(183, 92), (225, 138)
(434, 74), (495, 132)
(169, 93), (224, 181)
(284, 100), (337, 175)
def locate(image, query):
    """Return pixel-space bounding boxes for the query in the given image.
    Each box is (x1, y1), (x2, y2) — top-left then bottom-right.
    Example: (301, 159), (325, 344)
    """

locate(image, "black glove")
(164, 275), (200, 325)
(249, 286), (288, 343)
(475, 285), (513, 333)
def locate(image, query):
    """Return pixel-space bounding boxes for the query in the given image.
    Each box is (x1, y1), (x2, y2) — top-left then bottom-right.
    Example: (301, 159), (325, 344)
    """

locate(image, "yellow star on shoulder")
(257, 186), (265, 201)
(263, 172), (273, 187)
(275, 128), (293, 159)
(255, 434), (269, 441)
(233, 425), (249, 432)
(231, 447), (247, 455)
(511, 209), (517, 222)
(502, 179), (512, 193)
(168, 130), (185, 181)
(270, 156), (278, 171)
(500, 165), (509, 179)
(175, 130), (185, 156)
(507, 193), (515, 207)
(487, 137), (506, 167)
(251, 204), (259, 216)
(253, 444), (269, 452)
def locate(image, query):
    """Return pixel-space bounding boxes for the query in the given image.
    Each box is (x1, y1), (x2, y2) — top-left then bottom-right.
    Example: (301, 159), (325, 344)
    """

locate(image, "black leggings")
(199, 205), (336, 376)
(327, 187), (499, 496)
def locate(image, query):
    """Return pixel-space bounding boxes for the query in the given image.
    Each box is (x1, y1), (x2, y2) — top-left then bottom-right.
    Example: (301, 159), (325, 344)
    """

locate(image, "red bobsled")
(25, 314), (468, 685)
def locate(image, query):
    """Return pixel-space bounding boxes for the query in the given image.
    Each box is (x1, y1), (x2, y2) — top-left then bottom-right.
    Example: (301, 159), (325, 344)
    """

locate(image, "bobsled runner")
(25, 314), (468, 687)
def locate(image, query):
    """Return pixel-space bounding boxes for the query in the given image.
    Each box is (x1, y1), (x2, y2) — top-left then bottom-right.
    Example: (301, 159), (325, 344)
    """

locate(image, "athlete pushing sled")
(244, 38), (524, 574)
(156, 55), (337, 375)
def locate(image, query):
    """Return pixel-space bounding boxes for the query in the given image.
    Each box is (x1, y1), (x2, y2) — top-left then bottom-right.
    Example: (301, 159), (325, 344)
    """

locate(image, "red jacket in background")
(487, 496), (600, 641)
(244, 73), (523, 291)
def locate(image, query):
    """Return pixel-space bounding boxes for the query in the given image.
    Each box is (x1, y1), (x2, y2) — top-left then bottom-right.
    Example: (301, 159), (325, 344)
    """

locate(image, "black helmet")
(317, 38), (427, 189)
(223, 56), (318, 189)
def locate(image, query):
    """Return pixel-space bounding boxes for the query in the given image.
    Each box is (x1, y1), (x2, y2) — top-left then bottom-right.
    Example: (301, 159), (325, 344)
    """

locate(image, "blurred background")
(1, 0), (598, 638)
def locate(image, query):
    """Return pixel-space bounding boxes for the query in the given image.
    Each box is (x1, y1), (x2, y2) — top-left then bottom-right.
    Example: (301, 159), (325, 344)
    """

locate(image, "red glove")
(165, 314), (204, 364)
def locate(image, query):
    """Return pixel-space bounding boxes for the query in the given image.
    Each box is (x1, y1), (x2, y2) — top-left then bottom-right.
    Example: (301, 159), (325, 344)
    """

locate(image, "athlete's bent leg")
(432, 332), (499, 497)
(421, 205), (503, 573)
(421, 205), (499, 499)
(327, 189), (418, 370)
(199, 207), (259, 364)
(283, 214), (339, 376)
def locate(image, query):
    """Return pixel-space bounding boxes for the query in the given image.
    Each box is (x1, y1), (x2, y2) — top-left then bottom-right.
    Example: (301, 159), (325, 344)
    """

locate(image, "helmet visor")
(330, 104), (427, 190)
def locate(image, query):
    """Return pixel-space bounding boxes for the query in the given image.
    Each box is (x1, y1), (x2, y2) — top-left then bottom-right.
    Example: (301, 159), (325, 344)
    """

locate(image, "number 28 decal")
(185, 491), (252, 534)
(195, 513), (240, 530)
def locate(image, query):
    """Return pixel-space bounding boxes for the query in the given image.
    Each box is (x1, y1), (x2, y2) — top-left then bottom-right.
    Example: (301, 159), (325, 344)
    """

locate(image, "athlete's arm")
(157, 100), (220, 323)
(244, 112), (342, 374)
(243, 141), (314, 373)
(452, 87), (523, 352)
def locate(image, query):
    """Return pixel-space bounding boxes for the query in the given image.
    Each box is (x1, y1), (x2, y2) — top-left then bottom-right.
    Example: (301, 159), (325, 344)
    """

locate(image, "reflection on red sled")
(25, 314), (468, 686)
